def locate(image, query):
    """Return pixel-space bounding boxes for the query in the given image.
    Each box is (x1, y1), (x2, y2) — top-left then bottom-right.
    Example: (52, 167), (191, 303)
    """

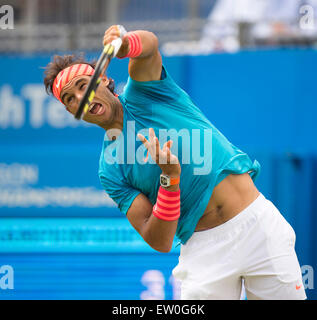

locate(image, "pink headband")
(52, 63), (94, 103)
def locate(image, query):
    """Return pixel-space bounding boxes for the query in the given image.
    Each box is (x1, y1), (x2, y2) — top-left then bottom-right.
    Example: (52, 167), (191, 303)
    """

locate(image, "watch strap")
(169, 176), (180, 186)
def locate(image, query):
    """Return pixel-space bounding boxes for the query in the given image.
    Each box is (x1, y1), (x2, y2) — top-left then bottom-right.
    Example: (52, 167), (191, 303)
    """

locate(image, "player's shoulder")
(121, 65), (182, 106)
(123, 65), (175, 91)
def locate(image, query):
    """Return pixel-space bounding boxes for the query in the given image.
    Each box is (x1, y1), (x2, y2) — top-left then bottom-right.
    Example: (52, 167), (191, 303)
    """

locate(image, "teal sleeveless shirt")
(99, 66), (260, 244)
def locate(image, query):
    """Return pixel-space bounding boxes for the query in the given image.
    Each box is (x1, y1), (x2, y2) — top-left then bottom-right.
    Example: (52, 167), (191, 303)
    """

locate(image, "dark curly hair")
(43, 53), (115, 98)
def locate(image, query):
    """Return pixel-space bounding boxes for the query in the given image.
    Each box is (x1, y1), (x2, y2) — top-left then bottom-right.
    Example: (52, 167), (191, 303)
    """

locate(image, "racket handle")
(117, 25), (127, 38)
(111, 25), (127, 57)
(111, 38), (123, 57)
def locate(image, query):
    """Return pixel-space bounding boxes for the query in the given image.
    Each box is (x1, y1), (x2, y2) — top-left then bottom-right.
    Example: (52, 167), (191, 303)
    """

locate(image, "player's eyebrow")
(61, 78), (86, 104)
(75, 78), (85, 88)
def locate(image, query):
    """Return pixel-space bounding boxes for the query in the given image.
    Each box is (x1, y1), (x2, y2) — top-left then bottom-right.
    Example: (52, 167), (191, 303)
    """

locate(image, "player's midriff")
(195, 173), (260, 231)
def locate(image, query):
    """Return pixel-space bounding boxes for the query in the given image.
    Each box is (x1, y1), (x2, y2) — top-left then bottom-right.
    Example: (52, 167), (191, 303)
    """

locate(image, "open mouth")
(88, 103), (105, 115)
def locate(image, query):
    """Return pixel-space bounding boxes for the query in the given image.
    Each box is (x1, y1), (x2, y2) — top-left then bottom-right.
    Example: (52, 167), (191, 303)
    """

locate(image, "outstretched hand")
(137, 128), (181, 177)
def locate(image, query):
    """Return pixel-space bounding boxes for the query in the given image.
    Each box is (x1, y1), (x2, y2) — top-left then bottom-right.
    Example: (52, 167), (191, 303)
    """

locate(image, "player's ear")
(101, 76), (110, 86)
(65, 105), (72, 114)
(107, 77), (115, 94)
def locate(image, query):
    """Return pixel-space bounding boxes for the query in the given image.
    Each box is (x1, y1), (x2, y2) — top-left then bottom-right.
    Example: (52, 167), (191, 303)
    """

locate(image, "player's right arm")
(126, 128), (181, 253)
(103, 25), (162, 82)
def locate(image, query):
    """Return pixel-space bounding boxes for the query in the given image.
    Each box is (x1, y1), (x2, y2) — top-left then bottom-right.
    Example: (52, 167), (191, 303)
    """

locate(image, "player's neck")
(102, 100), (124, 138)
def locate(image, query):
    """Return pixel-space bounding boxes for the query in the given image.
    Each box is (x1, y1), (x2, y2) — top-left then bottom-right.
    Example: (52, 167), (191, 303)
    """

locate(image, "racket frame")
(74, 26), (127, 120)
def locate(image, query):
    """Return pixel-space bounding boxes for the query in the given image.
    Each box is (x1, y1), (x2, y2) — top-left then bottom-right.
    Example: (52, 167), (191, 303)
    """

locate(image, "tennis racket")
(74, 25), (127, 120)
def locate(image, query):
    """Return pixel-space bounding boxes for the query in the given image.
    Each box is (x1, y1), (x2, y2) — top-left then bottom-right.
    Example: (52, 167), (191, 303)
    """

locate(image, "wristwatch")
(160, 174), (180, 188)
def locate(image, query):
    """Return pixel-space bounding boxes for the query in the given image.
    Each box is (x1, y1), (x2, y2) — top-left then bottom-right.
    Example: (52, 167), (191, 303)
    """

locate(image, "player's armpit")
(126, 192), (178, 253)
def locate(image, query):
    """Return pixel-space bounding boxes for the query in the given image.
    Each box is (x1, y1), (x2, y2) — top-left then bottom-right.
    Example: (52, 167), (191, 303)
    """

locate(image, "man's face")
(60, 75), (117, 127)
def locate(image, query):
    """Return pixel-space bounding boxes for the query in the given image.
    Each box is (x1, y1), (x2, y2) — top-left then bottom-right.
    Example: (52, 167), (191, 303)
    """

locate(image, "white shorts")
(172, 193), (307, 300)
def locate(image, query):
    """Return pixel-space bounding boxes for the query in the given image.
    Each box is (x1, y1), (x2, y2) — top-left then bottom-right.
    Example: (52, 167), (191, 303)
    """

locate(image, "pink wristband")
(152, 187), (180, 221)
(119, 32), (142, 59)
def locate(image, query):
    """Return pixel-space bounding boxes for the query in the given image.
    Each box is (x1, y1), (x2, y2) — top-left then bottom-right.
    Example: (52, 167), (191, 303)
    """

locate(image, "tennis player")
(44, 25), (306, 300)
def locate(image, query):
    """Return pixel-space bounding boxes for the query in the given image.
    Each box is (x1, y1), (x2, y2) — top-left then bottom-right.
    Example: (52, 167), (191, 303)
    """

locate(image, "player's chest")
(124, 162), (161, 199)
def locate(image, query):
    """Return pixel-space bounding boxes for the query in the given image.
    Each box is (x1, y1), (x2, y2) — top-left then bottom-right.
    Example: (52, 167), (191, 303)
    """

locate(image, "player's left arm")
(103, 26), (162, 82)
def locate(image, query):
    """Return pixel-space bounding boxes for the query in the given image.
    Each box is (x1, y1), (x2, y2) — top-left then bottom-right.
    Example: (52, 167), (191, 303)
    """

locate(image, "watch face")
(160, 175), (169, 187)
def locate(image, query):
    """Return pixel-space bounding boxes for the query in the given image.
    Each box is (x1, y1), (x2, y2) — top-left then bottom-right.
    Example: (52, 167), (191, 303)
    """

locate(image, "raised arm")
(103, 26), (162, 82)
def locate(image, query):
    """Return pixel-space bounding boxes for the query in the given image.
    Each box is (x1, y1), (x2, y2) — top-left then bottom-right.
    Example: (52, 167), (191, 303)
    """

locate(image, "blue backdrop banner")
(0, 50), (316, 299)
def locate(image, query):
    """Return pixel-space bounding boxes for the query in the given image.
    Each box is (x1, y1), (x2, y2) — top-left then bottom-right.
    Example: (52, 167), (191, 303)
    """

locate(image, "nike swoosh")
(56, 76), (63, 88)
(296, 285), (302, 290)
